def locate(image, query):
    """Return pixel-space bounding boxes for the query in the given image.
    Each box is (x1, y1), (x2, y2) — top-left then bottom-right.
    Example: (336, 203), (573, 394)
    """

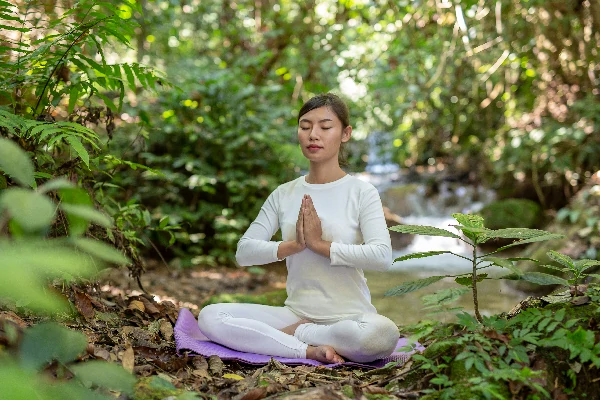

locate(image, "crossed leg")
(197, 303), (399, 364)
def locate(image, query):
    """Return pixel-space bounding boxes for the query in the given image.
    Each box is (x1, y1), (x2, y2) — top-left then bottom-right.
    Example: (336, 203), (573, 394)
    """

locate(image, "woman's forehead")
(299, 106), (339, 123)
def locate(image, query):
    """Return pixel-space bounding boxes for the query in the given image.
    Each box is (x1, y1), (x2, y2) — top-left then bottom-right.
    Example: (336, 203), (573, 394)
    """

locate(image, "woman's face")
(297, 106), (351, 165)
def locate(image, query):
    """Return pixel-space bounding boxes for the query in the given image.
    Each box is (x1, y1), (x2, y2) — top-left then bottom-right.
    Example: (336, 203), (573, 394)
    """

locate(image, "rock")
(380, 183), (421, 216)
(479, 198), (543, 230)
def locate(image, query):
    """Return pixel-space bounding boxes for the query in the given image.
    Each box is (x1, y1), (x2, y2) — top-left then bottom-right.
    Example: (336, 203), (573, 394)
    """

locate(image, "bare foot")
(279, 319), (311, 335)
(306, 345), (345, 364)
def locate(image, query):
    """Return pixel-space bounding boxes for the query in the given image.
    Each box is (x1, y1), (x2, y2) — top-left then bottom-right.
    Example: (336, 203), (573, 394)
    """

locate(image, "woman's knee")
(355, 314), (400, 361)
(197, 303), (230, 335)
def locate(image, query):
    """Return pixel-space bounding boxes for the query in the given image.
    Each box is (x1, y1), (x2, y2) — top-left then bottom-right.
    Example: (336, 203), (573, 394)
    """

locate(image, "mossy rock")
(479, 198), (543, 230)
(381, 184), (421, 216)
(202, 289), (287, 308)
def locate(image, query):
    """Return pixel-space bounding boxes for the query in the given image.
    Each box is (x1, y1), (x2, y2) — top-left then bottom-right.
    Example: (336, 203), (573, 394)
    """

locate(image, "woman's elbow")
(235, 238), (251, 266)
(374, 246), (393, 271)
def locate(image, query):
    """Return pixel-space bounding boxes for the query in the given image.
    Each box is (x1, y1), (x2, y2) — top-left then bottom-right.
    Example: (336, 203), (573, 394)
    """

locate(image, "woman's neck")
(306, 163), (346, 184)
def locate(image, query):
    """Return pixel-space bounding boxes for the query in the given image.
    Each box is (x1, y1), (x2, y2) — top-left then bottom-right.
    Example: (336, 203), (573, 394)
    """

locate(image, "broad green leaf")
(455, 273), (488, 287)
(547, 251), (574, 269)
(384, 276), (445, 296)
(0, 363), (42, 400)
(495, 233), (565, 252)
(20, 322), (88, 371)
(452, 213), (485, 228)
(60, 203), (113, 230)
(520, 272), (569, 286)
(65, 135), (90, 168)
(0, 188), (55, 231)
(59, 188), (93, 236)
(72, 238), (129, 265)
(70, 361), (136, 396)
(37, 177), (75, 193)
(483, 257), (522, 276)
(575, 259), (600, 273)
(452, 213), (486, 242)
(507, 257), (540, 263)
(482, 228), (552, 240)
(0, 266), (69, 313)
(388, 225), (460, 239)
(0, 138), (35, 187)
(394, 251), (452, 262)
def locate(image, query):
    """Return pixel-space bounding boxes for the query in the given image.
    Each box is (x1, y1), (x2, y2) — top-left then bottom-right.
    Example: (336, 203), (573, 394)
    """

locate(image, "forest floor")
(2, 263), (423, 400)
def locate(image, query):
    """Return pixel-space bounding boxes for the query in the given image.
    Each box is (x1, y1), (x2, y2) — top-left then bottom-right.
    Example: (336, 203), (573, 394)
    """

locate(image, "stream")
(358, 170), (525, 325)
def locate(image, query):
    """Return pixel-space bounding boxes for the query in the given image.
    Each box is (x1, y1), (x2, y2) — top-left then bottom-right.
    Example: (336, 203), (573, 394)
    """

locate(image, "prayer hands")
(301, 195), (323, 250)
(295, 199), (307, 251)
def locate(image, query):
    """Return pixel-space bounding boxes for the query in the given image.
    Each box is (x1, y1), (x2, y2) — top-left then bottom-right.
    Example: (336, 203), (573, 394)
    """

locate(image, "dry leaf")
(223, 373), (245, 380)
(93, 347), (111, 361)
(208, 355), (224, 376)
(128, 300), (145, 312)
(122, 346), (135, 373)
(74, 291), (95, 320)
(239, 387), (267, 400)
(139, 296), (161, 314)
(159, 319), (174, 341)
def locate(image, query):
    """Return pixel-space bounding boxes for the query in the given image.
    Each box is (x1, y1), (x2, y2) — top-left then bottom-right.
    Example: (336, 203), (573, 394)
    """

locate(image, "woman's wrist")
(277, 240), (305, 259)
(307, 239), (331, 258)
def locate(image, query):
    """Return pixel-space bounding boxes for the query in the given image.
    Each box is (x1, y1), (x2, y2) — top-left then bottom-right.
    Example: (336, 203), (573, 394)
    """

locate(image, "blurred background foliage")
(1, 0), (599, 269)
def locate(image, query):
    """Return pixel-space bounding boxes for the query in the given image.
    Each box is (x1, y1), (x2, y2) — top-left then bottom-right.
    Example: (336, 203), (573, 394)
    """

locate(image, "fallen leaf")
(208, 355), (224, 376)
(93, 347), (111, 361)
(482, 329), (510, 344)
(223, 373), (244, 380)
(122, 346), (135, 373)
(128, 300), (145, 312)
(159, 319), (174, 341)
(239, 387), (267, 400)
(74, 291), (95, 320)
(139, 296), (161, 314)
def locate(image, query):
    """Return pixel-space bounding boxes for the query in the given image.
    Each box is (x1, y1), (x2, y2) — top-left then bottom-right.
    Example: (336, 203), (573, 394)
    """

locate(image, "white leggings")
(197, 303), (399, 363)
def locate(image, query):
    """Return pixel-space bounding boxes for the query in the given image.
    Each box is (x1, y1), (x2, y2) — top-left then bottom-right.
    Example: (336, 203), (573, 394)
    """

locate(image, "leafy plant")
(0, 137), (135, 397)
(540, 251), (600, 294)
(386, 213), (566, 322)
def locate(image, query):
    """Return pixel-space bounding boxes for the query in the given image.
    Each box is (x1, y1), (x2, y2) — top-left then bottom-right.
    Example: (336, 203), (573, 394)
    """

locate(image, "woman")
(198, 93), (399, 364)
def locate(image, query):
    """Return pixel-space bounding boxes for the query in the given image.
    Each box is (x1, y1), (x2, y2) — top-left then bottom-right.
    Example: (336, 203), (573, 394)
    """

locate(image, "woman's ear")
(342, 126), (352, 143)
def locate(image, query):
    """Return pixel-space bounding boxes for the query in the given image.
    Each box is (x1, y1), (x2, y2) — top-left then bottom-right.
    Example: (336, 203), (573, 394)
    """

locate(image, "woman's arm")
(236, 188), (305, 266)
(328, 187), (392, 271)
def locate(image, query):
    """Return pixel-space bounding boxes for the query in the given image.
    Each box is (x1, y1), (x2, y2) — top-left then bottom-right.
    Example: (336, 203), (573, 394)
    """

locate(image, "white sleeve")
(329, 187), (392, 271)
(235, 188), (283, 266)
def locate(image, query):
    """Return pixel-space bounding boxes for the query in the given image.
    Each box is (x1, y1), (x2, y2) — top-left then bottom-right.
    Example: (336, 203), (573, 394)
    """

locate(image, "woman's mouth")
(307, 145), (322, 151)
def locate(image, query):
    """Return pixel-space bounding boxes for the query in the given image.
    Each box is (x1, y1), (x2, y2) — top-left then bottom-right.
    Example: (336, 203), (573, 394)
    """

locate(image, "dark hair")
(297, 93), (350, 166)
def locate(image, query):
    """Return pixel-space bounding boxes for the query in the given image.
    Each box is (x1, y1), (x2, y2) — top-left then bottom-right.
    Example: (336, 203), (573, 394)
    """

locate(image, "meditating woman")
(197, 93), (399, 364)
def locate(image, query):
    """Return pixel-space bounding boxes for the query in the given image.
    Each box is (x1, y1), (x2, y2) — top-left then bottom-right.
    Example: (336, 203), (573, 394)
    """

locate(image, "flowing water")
(357, 171), (526, 325)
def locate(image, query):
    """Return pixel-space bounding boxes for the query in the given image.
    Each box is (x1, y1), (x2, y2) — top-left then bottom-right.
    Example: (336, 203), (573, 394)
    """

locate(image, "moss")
(422, 341), (455, 359)
(479, 198), (543, 230)
(202, 289), (287, 308)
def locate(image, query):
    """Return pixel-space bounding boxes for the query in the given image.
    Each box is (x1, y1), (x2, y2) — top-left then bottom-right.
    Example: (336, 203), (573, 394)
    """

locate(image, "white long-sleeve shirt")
(236, 174), (392, 322)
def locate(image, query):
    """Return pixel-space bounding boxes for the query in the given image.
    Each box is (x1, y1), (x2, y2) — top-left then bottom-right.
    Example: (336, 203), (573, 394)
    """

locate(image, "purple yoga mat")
(174, 308), (424, 369)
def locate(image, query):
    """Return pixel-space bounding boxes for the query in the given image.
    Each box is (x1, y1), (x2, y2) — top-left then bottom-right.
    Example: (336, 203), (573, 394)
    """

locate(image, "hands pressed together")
(277, 194), (331, 260)
(295, 194), (323, 251)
